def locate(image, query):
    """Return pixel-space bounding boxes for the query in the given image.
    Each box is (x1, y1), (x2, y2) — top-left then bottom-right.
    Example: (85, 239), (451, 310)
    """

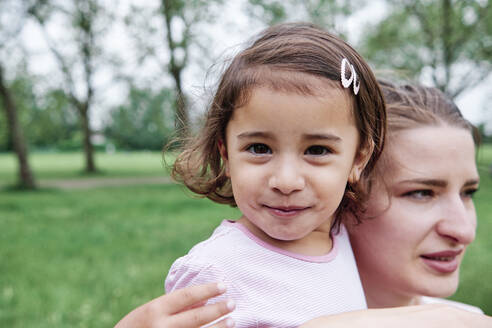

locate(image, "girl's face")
(219, 84), (367, 255)
(349, 126), (479, 308)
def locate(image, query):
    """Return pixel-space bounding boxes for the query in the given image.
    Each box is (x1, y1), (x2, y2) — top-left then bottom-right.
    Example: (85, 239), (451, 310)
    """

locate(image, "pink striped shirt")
(165, 220), (367, 327)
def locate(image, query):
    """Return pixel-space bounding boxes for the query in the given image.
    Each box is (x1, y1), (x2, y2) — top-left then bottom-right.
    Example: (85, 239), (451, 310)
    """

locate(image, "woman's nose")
(436, 195), (477, 245)
(268, 158), (305, 195)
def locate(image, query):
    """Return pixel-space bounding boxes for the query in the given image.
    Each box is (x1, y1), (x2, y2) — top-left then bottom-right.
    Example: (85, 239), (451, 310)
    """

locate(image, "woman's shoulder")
(420, 296), (484, 314)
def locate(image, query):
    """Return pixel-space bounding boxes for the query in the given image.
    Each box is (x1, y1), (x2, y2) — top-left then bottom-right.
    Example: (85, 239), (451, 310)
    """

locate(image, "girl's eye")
(305, 145), (331, 156)
(403, 189), (434, 200)
(462, 188), (478, 199)
(247, 143), (271, 155)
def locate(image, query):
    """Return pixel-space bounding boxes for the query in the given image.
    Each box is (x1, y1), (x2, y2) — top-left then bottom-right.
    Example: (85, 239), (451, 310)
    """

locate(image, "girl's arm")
(114, 283), (235, 328)
(300, 304), (492, 328)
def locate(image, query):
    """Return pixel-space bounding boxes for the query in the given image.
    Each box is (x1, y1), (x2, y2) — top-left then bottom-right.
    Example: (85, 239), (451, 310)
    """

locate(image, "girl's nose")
(268, 158), (305, 195)
(436, 195), (477, 245)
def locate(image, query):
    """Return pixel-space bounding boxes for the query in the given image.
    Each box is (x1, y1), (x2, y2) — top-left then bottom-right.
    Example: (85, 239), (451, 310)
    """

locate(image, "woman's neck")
(363, 283), (421, 308)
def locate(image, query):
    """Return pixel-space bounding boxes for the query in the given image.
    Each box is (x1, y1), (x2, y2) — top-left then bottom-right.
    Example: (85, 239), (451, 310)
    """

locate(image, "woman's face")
(349, 126), (479, 308)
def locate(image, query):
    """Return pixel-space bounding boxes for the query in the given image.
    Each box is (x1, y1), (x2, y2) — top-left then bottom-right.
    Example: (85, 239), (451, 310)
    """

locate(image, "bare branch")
(30, 12), (79, 106)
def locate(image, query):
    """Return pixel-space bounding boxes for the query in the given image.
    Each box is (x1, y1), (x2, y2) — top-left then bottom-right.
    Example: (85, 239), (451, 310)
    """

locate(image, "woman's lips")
(264, 205), (310, 218)
(420, 249), (463, 274)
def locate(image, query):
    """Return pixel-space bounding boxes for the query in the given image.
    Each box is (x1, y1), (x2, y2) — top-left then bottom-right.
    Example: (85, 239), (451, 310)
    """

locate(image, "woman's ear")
(218, 139), (230, 177)
(349, 140), (375, 184)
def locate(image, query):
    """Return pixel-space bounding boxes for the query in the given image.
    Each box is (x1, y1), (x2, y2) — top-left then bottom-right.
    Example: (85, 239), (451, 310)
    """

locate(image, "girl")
(113, 83), (492, 328)
(114, 81), (492, 328)
(165, 22), (385, 327)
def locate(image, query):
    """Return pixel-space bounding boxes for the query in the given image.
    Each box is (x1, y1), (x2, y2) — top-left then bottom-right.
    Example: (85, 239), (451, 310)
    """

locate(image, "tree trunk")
(162, 0), (189, 137)
(171, 67), (189, 136)
(0, 65), (36, 189)
(79, 102), (96, 173)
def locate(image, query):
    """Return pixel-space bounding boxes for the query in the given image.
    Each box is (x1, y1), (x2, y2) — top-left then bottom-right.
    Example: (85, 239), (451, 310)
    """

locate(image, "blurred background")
(1, 0), (491, 326)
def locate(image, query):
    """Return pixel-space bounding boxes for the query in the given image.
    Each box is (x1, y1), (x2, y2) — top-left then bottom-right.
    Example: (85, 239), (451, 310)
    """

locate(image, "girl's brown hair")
(171, 22), (386, 229)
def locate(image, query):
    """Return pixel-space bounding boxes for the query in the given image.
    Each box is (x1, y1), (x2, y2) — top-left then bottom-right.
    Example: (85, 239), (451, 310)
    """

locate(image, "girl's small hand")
(114, 282), (235, 328)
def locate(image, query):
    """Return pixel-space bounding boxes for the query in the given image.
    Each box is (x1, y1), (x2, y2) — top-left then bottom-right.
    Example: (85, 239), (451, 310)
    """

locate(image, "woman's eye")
(463, 188), (479, 199)
(403, 189), (434, 199)
(246, 143), (271, 155)
(305, 145), (331, 156)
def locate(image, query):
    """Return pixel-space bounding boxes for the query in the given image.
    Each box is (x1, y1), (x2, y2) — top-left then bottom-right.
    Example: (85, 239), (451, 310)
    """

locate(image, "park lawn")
(451, 161), (492, 310)
(477, 143), (492, 171)
(0, 151), (174, 185)
(0, 184), (241, 327)
(1, 144), (490, 183)
(0, 148), (491, 327)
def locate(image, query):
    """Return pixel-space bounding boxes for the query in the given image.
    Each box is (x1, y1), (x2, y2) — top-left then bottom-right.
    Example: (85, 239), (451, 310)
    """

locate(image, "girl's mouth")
(264, 205), (310, 218)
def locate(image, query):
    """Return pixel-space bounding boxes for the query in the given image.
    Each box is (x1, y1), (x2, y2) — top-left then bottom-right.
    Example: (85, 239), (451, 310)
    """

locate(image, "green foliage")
(247, 0), (288, 24)
(104, 86), (175, 151)
(27, 89), (80, 150)
(0, 74), (79, 152)
(246, 0), (365, 35)
(361, 0), (492, 98)
(477, 123), (492, 143)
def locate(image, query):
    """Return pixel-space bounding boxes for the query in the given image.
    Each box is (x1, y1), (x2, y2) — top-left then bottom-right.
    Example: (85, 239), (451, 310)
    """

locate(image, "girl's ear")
(349, 140), (374, 184)
(218, 139), (230, 177)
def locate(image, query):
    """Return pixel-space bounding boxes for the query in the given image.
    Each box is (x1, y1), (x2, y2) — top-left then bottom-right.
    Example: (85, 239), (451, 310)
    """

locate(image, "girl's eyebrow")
(237, 131), (273, 139)
(236, 131), (342, 142)
(302, 133), (341, 142)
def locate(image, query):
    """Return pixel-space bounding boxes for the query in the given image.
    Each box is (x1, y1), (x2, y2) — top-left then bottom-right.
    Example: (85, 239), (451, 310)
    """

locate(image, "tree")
(26, 88), (79, 150)
(28, 0), (111, 172)
(361, 0), (492, 99)
(125, 0), (223, 137)
(104, 86), (175, 150)
(0, 1), (36, 189)
(0, 65), (36, 189)
(246, 0), (365, 37)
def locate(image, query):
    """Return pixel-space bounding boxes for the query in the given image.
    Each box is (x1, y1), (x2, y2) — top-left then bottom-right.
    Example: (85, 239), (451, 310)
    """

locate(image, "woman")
(347, 81), (482, 311)
(299, 81), (488, 328)
(114, 81), (490, 327)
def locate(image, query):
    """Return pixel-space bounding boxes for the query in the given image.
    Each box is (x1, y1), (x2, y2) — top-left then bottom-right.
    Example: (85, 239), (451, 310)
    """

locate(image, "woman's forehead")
(382, 126), (477, 181)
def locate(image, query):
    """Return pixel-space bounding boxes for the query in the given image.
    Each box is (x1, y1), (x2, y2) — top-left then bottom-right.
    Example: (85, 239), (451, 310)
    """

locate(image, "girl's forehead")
(227, 86), (359, 141)
(250, 68), (347, 95)
(233, 69), (354, 112)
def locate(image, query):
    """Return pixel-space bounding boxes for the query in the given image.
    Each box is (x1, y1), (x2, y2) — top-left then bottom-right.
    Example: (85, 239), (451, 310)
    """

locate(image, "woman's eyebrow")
(464, 179), (480, 187)
(399, 179), (480, 188)
(400, 179), (447, 187)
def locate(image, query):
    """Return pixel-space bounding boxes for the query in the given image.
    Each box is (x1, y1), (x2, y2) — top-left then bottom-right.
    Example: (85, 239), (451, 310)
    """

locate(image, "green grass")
(452, 154), (492, 311)
(477, 143), (492, 171)
(0, 151), (174, 184)
(0, 184), (240, 327)
(0, 148), (491, 327)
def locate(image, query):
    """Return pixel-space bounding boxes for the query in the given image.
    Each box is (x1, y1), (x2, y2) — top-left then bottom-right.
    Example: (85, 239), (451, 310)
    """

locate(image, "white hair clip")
(340, 58), (360, 95)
